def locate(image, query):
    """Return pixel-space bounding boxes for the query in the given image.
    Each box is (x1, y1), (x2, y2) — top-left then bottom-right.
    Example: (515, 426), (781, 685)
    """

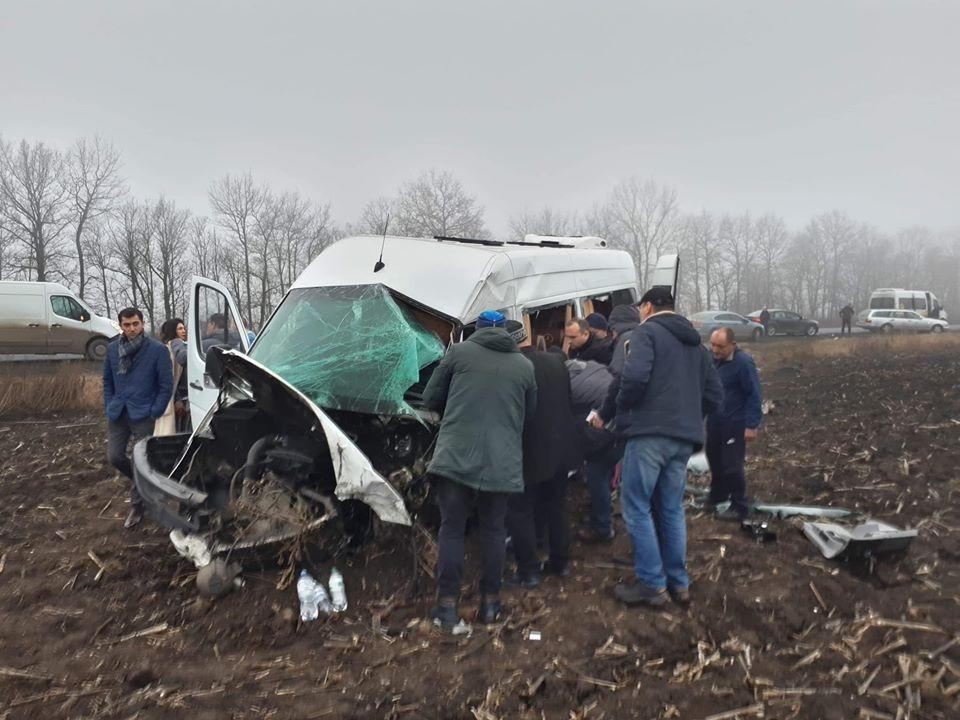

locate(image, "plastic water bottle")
(297, 570), (332, 621)
(328, 567), (348, 612)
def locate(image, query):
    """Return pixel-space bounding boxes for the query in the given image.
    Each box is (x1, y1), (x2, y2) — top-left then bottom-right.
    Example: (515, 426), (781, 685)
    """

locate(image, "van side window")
(870, 296), (894, 309)
(525, 301), (574, 350)
(581, 288), (636, 318)
(912, 293), (926, 312)
(50, 295), (87, 321)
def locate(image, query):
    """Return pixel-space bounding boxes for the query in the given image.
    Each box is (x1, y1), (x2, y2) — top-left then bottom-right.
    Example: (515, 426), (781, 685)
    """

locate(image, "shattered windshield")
(249, 285), (445, 416)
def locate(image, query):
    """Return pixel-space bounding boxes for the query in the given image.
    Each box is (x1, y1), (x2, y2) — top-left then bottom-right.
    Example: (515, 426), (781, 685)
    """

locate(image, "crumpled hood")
(646, 312), (702, 346)
(608, 305), (640, 336)
(468, 327), (520, 353)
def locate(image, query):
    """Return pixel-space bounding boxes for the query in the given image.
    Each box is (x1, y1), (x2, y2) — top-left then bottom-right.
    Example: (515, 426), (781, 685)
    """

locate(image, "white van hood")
(178, 349), (412, 526)
(90, 314), (120, 338)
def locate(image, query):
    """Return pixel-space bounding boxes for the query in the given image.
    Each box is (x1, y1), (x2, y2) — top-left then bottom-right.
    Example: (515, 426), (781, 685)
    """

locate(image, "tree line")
(2, 134), (957, 329)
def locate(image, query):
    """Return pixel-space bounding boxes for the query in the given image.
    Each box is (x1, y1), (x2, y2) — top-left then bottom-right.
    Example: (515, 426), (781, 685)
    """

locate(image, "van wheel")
(932, 324), (944, 333)
(86, 337), (110, 361)
(881, 324), (893, 334)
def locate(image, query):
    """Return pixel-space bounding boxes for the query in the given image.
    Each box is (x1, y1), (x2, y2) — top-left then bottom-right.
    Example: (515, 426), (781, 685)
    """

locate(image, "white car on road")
(857, 309), (948, 333)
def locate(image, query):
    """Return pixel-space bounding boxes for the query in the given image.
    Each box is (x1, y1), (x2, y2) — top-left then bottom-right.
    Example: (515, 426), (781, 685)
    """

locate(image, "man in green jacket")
(423, 310), (537, 631)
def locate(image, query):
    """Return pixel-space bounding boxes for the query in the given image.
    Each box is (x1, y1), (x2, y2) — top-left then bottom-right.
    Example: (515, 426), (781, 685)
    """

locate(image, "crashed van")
(133, 234), (679, 564)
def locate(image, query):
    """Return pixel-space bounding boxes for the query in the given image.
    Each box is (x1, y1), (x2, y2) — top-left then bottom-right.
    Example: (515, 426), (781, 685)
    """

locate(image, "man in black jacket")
(565, 318), (613, 365)
(611, 288), (723, 608)
(506, 321), (580, 588)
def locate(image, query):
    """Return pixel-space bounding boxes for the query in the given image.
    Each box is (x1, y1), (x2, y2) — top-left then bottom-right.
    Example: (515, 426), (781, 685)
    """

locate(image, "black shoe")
(715, 508), (747, 522)
(430, 603), (460, 633)
(124, 508), (143, 529)
(577, 527), (615, 544)
(668, 586), (691, 607)
(505, 571), (541, 590)
(541, 560), (571, 578)
(614, 581), (669, 607)
(478, 599), (502, 624)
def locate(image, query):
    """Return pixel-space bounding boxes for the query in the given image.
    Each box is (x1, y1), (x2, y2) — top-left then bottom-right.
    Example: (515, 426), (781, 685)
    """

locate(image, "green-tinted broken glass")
(249, 285), (445, 416)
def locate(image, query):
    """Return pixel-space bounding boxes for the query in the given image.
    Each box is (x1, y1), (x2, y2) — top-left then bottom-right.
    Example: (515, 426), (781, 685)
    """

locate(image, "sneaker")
(504, 571), (541, 590)
(541, 560), (571, 578)
(668, 586), (691, 607)
(478, 598), (502, 624)
(577, 527), (615, 544)
(430, 603), (460, 633)
(123, 508), (143, 529)
(715, 508), (747, 522)
(614, 581), (669, 607)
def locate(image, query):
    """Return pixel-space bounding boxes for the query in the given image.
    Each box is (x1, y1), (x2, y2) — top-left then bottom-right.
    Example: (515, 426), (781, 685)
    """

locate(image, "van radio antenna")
(374, 217), (389, 273)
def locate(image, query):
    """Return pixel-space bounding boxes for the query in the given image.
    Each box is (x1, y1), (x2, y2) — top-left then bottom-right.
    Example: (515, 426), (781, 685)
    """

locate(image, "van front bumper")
(132, 435), (210, 533)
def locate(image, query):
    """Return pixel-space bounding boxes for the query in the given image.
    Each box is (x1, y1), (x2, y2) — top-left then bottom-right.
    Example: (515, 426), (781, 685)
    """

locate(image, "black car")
(747, 309), (819, 337)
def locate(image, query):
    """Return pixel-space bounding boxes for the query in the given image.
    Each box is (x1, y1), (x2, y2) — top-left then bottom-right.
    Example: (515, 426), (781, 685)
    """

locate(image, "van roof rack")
(434, 235), (505, 247)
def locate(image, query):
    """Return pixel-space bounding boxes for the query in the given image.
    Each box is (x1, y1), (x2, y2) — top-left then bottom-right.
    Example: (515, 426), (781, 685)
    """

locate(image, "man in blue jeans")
(103, 308), (173, 529)
(610, 288), (723, 607)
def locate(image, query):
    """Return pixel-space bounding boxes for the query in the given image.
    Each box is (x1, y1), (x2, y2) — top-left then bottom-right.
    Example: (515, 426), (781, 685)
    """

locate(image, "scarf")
(118, 332), (146, 375)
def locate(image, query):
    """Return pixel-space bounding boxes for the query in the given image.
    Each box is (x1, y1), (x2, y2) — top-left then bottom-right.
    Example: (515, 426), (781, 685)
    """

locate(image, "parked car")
(689, 311), (765, 342)
(857, 309), (948, 333)
(133, 235), (680, 573)
(0, 281), (119, 359)
(747, 308), (819, 336)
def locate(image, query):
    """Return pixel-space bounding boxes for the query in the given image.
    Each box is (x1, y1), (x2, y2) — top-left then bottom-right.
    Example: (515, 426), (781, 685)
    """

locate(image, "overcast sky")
(2, 0), (957, 236)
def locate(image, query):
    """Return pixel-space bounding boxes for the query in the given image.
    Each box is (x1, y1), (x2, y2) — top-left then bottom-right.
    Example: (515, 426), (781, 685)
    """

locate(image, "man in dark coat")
(608, 288), (723, 608)
(506, 322), (580, 588)
(759, 307), (771, 334)
(839, 304), (855, 335)
(565, 318), (613, 365)
(103, 307), (174, 529)
(595, 304), (641, 428)
(706, 328), (763, 520)
(422, 310), (537, 631)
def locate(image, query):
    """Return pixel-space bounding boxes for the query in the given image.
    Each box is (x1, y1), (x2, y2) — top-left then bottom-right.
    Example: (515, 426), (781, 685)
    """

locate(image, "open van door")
(650, 254), (680, 300)
(187, 277), (250, 428)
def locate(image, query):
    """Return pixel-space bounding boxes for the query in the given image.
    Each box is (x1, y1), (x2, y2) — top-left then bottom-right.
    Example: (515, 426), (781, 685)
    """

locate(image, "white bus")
(868, 288), (946, 321)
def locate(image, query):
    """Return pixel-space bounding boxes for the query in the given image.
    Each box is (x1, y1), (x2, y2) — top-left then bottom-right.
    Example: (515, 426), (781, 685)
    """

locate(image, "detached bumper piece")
(133, 435), (209, 533)
(803, 520), (918, 561)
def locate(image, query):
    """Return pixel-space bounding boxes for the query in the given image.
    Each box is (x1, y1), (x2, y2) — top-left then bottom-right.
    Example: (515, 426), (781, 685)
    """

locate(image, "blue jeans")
(586, 458), (614, 535)
(620, 436), (694, 590)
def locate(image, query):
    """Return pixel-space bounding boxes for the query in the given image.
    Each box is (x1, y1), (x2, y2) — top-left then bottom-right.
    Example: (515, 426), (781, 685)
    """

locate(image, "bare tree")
(209, 172), (264, 325)
(148, 197), (191, 320)
(394, 169), (487, 239)
(83, 219), (114, 315)
(354, 196), (394, 235)
(67, 136), (125, 298)
(602, 177), (678, 289)
(508, 206), (580, 240)
(0, 138), (72, 281)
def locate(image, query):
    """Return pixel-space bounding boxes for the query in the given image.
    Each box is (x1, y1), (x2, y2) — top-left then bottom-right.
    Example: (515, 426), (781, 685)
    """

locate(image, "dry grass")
(753, 331), (960, 368)
(0, 363), (102, 417)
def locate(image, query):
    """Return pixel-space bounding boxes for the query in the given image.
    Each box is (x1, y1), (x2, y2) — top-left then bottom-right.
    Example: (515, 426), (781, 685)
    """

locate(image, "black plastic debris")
(741, 519), (777, 544)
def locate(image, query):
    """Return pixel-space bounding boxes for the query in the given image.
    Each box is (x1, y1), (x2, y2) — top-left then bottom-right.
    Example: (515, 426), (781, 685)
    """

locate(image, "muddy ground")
(1, 338), (958, 719)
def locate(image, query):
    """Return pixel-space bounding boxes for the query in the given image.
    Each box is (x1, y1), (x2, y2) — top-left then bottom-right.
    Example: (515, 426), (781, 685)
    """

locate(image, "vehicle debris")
(740, 519), (777, 543)
(803, 520), (918, 560)
(196, 558), (242, 598)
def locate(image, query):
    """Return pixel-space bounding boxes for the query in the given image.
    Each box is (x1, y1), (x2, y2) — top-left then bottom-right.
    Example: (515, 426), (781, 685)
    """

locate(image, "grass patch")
(0, 363), (102, 417)
(753, 331), (960, 368)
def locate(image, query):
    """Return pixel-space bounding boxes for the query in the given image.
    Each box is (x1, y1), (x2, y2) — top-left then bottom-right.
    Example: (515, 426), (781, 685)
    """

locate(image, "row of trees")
(2, 134), (957, 328)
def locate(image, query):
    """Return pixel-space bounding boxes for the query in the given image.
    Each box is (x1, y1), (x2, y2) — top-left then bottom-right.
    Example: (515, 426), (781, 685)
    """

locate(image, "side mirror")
(204, 346), (227, 387)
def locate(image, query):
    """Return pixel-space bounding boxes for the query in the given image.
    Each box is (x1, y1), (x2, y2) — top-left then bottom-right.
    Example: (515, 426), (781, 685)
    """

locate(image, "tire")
(805, 325), (818, 336)
(932, 324), (944, 333)
(86, 337), (110, 361)
(881, 324), (893, 334)
(766, 325), (778, 336)
(751, 328), (762, 341)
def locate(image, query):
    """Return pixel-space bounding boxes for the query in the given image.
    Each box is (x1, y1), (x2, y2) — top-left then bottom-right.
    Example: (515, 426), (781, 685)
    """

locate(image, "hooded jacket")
(567, 359), (618, 460)
(615, 312), (723, 449)
(423, 328), (537, 493)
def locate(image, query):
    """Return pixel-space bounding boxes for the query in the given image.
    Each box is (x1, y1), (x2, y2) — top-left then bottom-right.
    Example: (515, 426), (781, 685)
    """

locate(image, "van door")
(46, 291), (94, 353)
(187, 277), (250, 428)
(0, 286), (48, 352)
(649, 254), (680, 299)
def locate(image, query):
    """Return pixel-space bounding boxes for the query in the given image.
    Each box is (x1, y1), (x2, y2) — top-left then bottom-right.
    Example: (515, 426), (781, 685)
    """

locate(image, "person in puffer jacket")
(567, 359), (621, 543)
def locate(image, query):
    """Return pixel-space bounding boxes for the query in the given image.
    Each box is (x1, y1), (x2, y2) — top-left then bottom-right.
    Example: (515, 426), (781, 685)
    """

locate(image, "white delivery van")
(0, 281), (120, 360)
(868, 288), (947, 321)
(132, 234), (678, 558)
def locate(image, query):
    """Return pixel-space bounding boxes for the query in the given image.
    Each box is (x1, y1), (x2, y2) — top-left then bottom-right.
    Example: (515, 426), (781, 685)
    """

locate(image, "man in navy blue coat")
(103, 307), (173, 529)
(706, 327), (763, 521)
